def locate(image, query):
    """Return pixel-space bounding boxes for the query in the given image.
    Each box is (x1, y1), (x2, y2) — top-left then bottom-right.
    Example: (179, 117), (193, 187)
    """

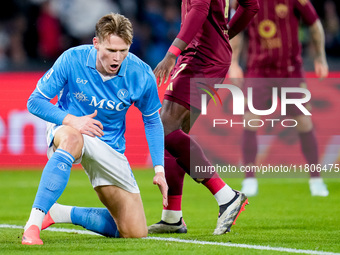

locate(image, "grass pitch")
(0, 169), (339, 254)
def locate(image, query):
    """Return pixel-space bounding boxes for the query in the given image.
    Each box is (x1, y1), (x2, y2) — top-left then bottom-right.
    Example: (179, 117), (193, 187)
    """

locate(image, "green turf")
(0, 169), (339, 254)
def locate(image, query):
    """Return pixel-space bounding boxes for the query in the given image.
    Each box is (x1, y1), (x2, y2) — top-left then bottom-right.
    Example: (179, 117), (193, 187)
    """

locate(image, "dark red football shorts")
(164, 53), (229, 110)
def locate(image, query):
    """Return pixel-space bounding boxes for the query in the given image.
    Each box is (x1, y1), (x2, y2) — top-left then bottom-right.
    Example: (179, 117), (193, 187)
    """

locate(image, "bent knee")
(120, 226), (147, 238)
(54, 127), (83, 158)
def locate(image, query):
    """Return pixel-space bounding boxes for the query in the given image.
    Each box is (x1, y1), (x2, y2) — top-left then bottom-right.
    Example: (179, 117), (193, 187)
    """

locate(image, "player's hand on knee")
(63, 110), (104, 137)
(153, 168), (168, 207)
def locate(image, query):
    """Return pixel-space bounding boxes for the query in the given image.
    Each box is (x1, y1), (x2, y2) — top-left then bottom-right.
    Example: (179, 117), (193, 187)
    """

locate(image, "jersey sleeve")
(142, 112), (164, 167)
(36, 50), (70, 100)
(27, 88), (68, 125)
(294, 0), (319, 26)
(134, 69), (162, 116)
(227, 0), (259, 39)
(177, 0), (211, 45)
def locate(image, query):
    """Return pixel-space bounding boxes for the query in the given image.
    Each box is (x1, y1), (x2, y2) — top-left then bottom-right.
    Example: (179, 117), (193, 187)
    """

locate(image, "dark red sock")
(202, 173), (226, 195)
(165, 129), (228, 198)
(242, 129), (257, 178)
(165, 195), (182, 211)
(165, 129), (215, 179)
(299, 130), (320, 177)
(163, 150), (185, 210)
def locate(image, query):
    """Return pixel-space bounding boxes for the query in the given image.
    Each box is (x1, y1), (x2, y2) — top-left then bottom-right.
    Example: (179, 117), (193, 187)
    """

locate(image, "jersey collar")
(86, 46), (128, 77)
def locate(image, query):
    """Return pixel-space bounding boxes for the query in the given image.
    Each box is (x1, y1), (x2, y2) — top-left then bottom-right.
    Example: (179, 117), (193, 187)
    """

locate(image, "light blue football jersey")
(37, 45), (161, 154)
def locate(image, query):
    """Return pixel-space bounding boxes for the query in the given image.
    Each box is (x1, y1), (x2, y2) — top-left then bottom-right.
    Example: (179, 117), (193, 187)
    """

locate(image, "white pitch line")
(147, 237), (340, 255)
(1, 224), (339, 255)
(0, 224), (99, 236)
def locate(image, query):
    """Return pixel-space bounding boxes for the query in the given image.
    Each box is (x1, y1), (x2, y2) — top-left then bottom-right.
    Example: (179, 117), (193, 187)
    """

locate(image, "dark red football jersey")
(246, 0), (318, 76)
(178, 0), (232, 66)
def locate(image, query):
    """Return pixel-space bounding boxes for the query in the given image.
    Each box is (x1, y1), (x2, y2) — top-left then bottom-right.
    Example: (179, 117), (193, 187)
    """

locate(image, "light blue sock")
(33, 149), (74, 213)
(71, 207), (119, 238)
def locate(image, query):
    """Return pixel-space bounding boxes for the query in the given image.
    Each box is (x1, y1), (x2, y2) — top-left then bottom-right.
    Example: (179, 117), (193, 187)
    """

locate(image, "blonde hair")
(95, 13), (133, 45)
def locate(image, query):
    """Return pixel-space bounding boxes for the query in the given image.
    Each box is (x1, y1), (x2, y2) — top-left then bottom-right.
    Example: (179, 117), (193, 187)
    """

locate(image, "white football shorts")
(46, 123), (140, 193)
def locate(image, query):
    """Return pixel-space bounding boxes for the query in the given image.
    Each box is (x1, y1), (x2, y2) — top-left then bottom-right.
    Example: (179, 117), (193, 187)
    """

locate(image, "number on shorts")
(172, 64), (187, 80)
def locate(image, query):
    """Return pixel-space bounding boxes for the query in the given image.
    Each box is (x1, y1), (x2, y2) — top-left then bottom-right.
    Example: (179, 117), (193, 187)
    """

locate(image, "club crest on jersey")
(258, 20), (277, 39)
(117, 89), (129, 100)
(275, 4), (288, 19)
(74, 91), (89, 102)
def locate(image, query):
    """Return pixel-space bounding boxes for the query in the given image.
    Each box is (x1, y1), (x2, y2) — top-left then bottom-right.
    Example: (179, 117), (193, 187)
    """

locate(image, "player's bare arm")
(154, 38), (187, 86)
(153, 0), (216, 87)
(227, 0), (259, 39)
(309, 19), (329, 78)
(229, 32), (245, 81)
(62, 110), (104, 137)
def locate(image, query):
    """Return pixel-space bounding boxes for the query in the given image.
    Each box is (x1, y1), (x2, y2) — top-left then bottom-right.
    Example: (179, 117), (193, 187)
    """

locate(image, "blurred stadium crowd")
(0, 0), (181, 70)
(0, 0), (339, 71)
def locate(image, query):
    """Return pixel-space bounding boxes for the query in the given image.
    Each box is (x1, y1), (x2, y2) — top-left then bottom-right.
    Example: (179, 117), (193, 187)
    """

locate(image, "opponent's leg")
(160, 99), (248, 234)
(294, 115), (328, 196)
(22, 127), (83, 245)
(241, 111), (260, 197)
(148, 100), (191, 233)
(148, 150), (187, 233)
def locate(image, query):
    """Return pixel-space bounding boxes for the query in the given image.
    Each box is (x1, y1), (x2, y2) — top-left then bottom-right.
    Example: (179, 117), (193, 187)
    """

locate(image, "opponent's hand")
(153, 171), (168, 207)
(314, 57), (329, 79)
(153, 53), (177, 87)
(63, 110), (104, 137)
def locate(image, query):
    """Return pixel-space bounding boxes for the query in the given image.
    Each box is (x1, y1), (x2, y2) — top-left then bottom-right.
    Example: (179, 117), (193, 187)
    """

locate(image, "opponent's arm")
(153, 38), (187, 86)
(228, 0), (259, 39)
(309, 19), (329, 78)
(229, 32), (245, 79)
(142, 112), (168, 207)
(154, 0), (211, 86)
(296, 0), (328, 78)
